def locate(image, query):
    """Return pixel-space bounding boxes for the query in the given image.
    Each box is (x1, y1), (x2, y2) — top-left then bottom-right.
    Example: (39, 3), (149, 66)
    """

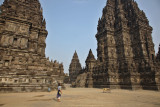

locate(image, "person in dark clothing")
(57, 83), (62, 102)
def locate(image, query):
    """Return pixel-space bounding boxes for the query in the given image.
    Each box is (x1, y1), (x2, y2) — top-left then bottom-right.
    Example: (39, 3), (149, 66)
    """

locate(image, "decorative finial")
(42, 19), (46, 28)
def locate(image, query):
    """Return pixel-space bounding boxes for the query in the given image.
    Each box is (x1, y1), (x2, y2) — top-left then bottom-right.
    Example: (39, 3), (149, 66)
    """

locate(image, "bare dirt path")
(0, 86), (160, 107)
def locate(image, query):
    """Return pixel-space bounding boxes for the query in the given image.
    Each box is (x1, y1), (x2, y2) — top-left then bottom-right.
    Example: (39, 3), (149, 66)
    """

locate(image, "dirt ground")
(0, 86), (160, 107)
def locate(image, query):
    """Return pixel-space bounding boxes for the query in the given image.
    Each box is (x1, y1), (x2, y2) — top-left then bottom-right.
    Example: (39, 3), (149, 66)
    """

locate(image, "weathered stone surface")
(0, 0), (65, 92)
(156, 45), (160, 62)
(75, 49), (95, 87)
(75, 73), (87, 88)
(75, 0), (160, 91)
(69, 51), (82, 84)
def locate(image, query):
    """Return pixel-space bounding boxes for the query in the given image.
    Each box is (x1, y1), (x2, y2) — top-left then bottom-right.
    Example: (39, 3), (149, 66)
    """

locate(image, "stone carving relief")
(20, 38), (28, 49)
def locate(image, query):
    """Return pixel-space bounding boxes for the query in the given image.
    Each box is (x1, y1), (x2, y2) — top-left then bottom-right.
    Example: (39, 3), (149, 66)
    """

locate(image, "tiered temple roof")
(69, 51), (82, 83)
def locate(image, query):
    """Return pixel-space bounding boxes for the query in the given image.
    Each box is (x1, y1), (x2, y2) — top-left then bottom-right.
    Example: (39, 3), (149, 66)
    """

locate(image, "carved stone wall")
(0, 0), (65, 92)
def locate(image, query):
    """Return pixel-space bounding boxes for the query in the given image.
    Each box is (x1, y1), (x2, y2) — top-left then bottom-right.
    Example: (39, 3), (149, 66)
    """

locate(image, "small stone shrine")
(69, 51), (82, 84)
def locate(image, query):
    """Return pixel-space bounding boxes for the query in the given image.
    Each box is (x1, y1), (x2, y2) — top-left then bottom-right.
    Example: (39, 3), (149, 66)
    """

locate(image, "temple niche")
(74, 0), (160, 90)
(0, 0), (65, 92)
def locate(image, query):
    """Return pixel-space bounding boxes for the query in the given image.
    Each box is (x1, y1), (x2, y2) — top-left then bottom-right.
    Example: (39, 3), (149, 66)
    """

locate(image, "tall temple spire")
(0, 0), (65, 92)
(0, 0), (44, 27)
(96, 0), (155, 66)
(85, 49), (96, 71)
(86, 49), (96, 62)
(69, 51), (82, 83)
(71, 0), (160, 90)
(73, 50), (78, 59)
(92, 0), (159, 90)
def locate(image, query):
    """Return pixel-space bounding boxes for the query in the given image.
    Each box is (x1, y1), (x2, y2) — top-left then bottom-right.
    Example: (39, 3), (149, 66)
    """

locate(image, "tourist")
(57, 83), (62, 102)
(48, 87), (51, 92)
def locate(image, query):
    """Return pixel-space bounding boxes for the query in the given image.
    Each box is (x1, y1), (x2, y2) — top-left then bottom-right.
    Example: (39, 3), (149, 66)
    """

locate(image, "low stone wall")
(0, 73), (65, 92)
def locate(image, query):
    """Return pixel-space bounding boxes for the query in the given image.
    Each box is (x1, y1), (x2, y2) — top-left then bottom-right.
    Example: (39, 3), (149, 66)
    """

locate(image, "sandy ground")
(0, 85), (160, 107)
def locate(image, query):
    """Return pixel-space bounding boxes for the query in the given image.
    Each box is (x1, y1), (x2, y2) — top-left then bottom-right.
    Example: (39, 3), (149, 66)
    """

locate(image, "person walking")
(57, 83), (62, 102)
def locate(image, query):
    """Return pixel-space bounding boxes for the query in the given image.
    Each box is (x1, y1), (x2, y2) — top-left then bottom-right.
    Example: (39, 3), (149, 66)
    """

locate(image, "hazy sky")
(0, 0), (160, 73)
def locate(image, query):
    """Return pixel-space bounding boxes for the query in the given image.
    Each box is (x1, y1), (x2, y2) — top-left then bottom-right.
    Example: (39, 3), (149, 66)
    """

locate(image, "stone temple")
(69, 51), (82, 84)
(0, 0), (65, 92)
(73, 0), (160, 90)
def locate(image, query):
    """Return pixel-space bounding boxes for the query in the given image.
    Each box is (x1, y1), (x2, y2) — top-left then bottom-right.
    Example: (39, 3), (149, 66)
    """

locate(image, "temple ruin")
(0, 0), (65, 92)
(74, 0), (160, 90)
(69, 51), (82, 84)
